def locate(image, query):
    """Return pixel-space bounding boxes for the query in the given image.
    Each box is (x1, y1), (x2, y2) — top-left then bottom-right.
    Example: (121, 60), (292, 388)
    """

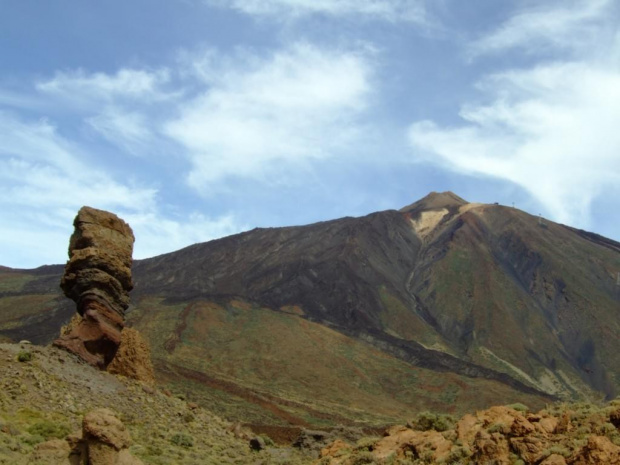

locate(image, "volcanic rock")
(81, 408), (142, 465)
(107, 327), (155, 384)
(571, 435), (620, 464)
(54, 207), (135, 369)
(372, 426), (452, 462)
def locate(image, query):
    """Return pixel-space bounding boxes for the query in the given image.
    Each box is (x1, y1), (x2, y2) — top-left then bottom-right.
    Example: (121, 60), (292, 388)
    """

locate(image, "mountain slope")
(1, 192), (619, 427)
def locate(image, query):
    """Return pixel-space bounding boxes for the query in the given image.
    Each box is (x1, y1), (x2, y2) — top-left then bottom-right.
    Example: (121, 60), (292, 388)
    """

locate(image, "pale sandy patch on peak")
(410, 208), (448, 238)
(459, 202), (484, 214)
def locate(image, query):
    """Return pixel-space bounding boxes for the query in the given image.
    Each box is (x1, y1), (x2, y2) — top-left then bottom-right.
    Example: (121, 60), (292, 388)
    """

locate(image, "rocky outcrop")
(54, 206), (134, 369)
(316, 402), (620, 465)
(82, 408), (142, 465)
(107, 327), (155, 384)
(571, 436), (620, 464)
(29, 409), (142, 465)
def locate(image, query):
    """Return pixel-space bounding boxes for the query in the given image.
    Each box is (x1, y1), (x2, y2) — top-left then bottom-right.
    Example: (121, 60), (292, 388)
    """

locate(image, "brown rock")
(54, 207), (135, 369)
(107, 328), (155, 384)
(511, 415), (536, 437)
(317, 439), (351, 464)
(473, 430), (511, 465)
(80, 408), (143, 465)
(571, 435), (620, 464)
(540, 454), (567, 465)
(28, 439), (71, 464)
(83, 408), (131, 450)
(610, 408), (620, 428)
(373, 427), (452, 462)
(457, 406), (525, 444)
(509, 436), (548, 464)
(537, 416), (559, 435)
(555, 412), (573, 434)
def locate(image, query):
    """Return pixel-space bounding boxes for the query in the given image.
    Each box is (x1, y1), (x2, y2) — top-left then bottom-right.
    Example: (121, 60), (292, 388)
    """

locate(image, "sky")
(1, 0), (619, 268)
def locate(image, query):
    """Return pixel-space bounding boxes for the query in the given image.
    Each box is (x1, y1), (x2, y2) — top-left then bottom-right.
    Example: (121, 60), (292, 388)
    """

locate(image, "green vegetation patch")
(0, 273), (35, 292)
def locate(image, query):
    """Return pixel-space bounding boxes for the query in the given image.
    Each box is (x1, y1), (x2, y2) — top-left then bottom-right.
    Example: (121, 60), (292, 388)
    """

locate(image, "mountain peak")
(399, 191), (468, 213)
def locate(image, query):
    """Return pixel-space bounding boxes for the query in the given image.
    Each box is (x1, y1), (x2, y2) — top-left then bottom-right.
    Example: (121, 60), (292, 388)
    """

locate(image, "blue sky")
(1, 0), (619, 268)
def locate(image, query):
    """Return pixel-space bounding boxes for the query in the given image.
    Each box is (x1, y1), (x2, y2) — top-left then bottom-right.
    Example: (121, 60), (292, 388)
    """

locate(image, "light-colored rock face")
(409, 208), (449, 238)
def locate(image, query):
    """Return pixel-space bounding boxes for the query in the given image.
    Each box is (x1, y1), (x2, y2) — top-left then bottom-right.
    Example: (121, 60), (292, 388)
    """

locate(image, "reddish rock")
(473, 430), (511, 465)
(555, 412), (573, 434)
(373, 427), (452, 462)
(318, 439), (351, 463)
(457, 406), (525, 443)
(540, 454), (567, 465)
(54, 207), (135, 369)
(571, 435), (620, 464)
(537, 416), (559, 435)
(511, 415), (536, 437)
(509, 436), (548, 464)
(107, 328), (155, 384)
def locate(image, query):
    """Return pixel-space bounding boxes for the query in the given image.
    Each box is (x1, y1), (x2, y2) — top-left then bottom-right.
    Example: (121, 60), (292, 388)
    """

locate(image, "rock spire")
(54, 206), (135, 368)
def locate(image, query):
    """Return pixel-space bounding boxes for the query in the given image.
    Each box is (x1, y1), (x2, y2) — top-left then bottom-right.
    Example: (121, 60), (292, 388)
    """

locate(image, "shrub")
(170, 433), (194, 448)
(27, 421), (70, 440)
(507, 403), (529, 413)
(350, 451), (377, 464)
(17, 351), (32, 362)
(356, 436), (380, 451)
(488, 422), (510, 434)
(599, 422), (616, 435)
(541, 445), (571, 459)
(411, 412), (455, 432)
(259, 434), (274, 447)
(22, 434), (45, 446)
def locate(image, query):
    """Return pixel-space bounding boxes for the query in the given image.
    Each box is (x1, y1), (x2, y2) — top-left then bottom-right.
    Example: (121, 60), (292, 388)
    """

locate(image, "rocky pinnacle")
(54, 206), (135, 368)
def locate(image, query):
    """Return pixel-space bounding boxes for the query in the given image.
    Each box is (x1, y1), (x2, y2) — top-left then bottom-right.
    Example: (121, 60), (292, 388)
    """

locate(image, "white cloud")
(0, 112), (247, 268)
(86, 108), (152, 154)
(37, 68), (170, 102)
(410, 1), (620, 228)
(205, 0), (427, 23)
(469, 0), (615, 58)
(0, 112), (157, 212)
(126, 212), (247, 260)
(165, 43), (373, 191)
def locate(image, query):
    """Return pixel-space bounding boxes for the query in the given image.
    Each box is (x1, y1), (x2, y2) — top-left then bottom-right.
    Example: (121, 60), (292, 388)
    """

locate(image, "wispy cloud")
(468, 0), (615, 58)
(165, 43), (374, 192)
(205, 0), (428, 23)
(0, 112), (246, 267)
(37, 68), (171, 102)
(409, 1), (620, 228)
(86, 108), (153, 155)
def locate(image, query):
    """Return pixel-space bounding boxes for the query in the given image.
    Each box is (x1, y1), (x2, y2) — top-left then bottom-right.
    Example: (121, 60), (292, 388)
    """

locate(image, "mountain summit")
(1, 192), (619, 427)
(400, 191), (468, 213)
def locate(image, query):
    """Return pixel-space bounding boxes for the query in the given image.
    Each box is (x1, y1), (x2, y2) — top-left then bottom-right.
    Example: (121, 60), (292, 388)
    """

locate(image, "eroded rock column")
(54, 206), (135, 368)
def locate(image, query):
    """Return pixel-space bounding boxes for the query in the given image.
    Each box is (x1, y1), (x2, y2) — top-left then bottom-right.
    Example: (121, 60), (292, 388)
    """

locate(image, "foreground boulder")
(30, 408), (142, 465)
(54, 206), (134, 369)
